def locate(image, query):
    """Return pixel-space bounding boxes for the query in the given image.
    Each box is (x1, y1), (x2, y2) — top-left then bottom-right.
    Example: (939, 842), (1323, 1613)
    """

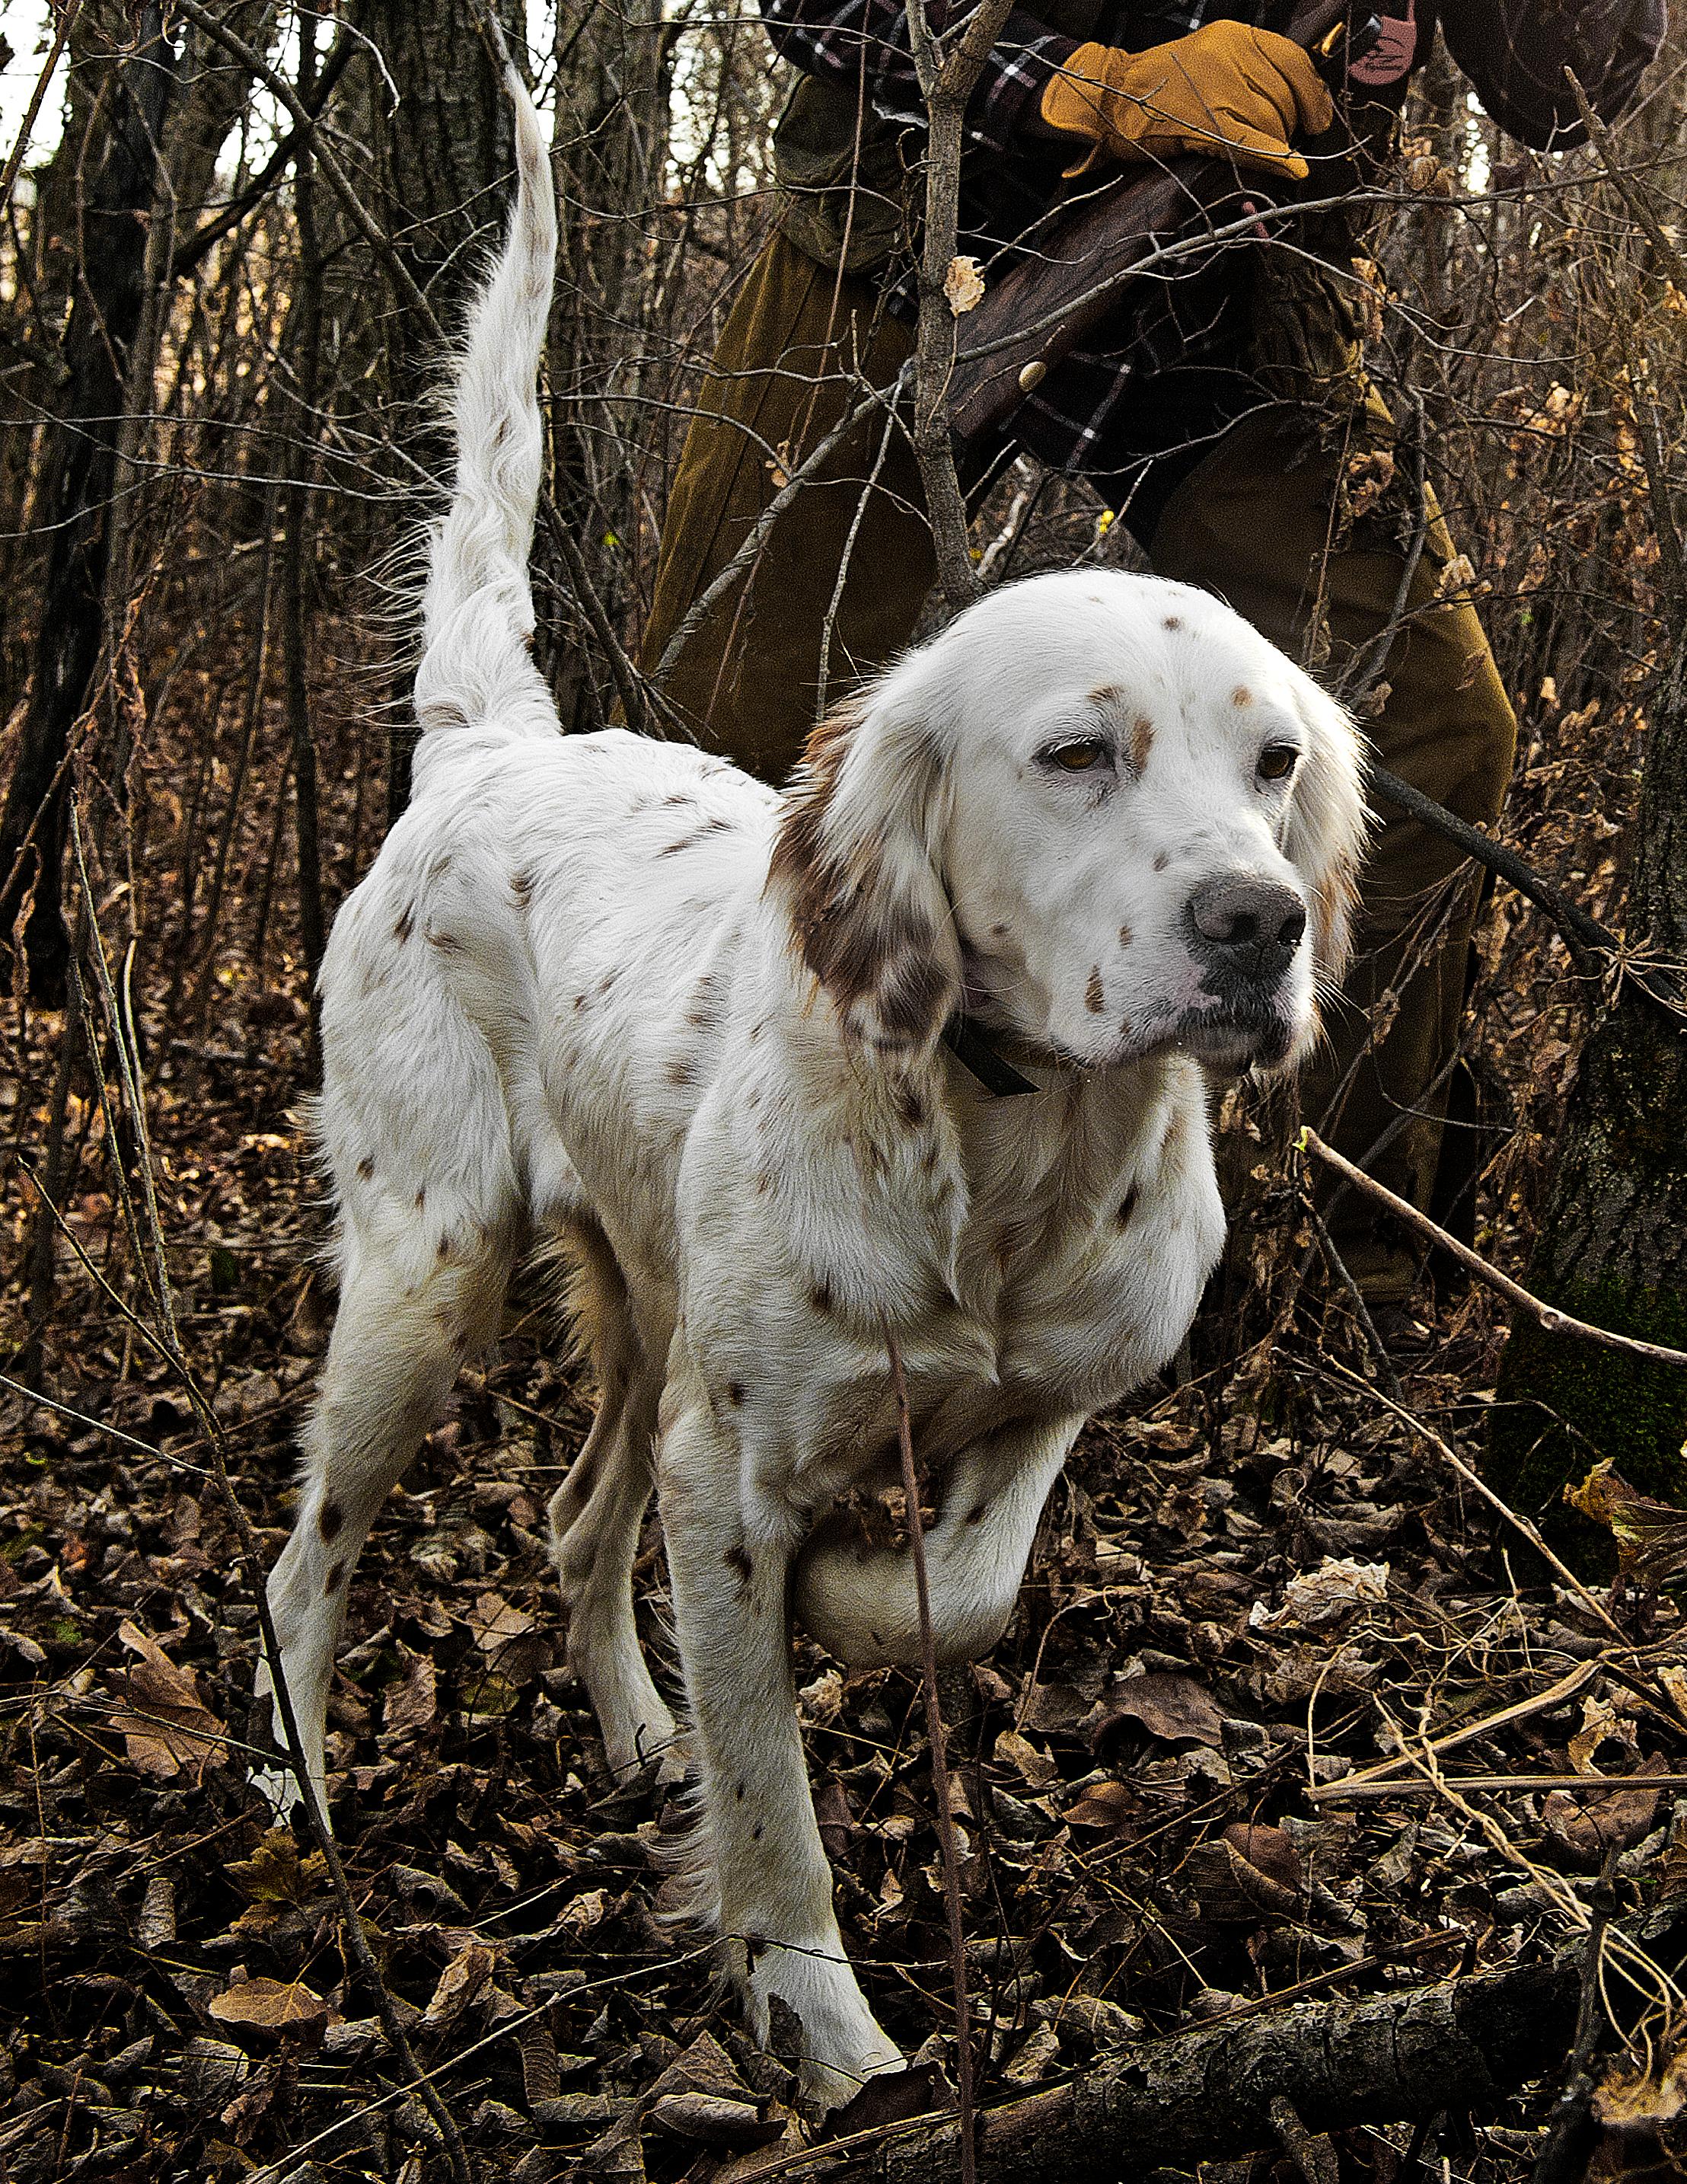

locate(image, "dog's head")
(769, 569), (1368, 1075)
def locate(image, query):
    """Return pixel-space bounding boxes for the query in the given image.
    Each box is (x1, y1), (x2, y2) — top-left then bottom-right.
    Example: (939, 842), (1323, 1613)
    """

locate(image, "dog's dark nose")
(1186, 875), (1306, 985)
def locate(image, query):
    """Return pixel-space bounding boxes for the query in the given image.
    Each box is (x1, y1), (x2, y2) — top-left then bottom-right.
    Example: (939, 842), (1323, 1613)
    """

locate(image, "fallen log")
(798, 1959), (1581, 2180)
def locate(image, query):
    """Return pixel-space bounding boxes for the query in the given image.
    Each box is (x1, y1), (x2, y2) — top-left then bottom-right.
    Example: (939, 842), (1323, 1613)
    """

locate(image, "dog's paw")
(750, 1942), (903, 2114)
(796, 2027), (907, 2116)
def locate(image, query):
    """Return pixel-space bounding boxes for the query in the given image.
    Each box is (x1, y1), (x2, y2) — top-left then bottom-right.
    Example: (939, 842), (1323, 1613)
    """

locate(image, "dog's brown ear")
(767, 694), (962, 1061)
(1284, 679), (1370, 990)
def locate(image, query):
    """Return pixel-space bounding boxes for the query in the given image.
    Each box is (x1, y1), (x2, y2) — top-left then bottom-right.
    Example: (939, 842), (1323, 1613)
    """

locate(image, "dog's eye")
(1044, 738), (1108, 772)
(1258, 744), (1300, 783)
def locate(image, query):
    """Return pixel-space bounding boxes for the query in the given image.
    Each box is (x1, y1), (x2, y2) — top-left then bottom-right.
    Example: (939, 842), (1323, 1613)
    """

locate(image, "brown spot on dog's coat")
(356, 1157), (375, 1182)
(1088, 684), (1121, 708)
(324, 1563), (345, 1594)
(1118, 923), (1134, 949)
(666, 1058), (694, 1088)
(394, 904), (416, 944)
(1131, 716), (1154, 773)
(415, 1186), (426, 1210)
(426, 928), (463, 953)
(320, 1502), (344, 1542)
(1164, 614), (1182, 630)
(437, 1234), (452, 1260)
(1085, 964), (1105, 1014)
(1233, 685), (1254, 708)
(966, 1502), (987, 1525)
(1153, 851), (1170, 873)
(511, 870), (535, 899)
(727, 1381), (745, 1407)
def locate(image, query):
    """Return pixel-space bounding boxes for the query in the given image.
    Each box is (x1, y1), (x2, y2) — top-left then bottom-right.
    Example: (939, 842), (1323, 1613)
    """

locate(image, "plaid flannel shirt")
(757, 0), (1280, 475)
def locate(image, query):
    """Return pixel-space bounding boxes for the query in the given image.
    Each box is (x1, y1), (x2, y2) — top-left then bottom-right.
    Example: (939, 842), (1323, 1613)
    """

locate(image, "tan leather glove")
(1038, 21), (1335, 181)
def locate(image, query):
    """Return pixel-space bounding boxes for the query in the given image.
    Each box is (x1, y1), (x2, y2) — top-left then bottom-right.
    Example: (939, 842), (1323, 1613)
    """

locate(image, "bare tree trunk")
(540, 0), (673, 730)
(1492, 370), (1687, 1541)
(281, 11), (327, 1004)
(0, 5), (177, 1001)
(346, 0), (521, 824)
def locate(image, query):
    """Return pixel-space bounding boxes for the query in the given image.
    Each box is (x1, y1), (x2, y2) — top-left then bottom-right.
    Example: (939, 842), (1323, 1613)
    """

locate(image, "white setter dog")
(256, 62), (1367, 2103)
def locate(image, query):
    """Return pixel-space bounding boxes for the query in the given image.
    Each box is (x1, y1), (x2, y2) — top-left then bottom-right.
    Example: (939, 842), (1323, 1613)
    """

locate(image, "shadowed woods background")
(5, 3), (1687, 2180)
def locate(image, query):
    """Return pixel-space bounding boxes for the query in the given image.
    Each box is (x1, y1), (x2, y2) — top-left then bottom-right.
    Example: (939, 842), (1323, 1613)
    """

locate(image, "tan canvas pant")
(642, 235), (1518, 1302)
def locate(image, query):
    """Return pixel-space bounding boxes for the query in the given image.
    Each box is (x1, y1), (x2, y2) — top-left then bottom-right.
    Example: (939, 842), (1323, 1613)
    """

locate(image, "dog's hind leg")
(547, 1216), (676, 1783)
(254, 1202), (513, 1822)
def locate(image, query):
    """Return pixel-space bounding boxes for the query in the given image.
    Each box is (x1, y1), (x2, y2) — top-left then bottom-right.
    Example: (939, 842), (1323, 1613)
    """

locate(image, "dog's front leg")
(658, 1389), (901, 2109)
(792, 1412), (1083, 1669)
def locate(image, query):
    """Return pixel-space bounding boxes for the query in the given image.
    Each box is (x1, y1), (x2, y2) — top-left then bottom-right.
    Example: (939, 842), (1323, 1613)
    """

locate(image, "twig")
(651, 368), (910, 689)
(60, 831), (473, 2184)
(172, 0), (442, 337)
(1530, 1847), (1621, 2184)
(1300, 1127), (1687, 1371)
(1565, 73), (1687, 295)
(904, 0), (1016, 616)
(1309, 1354), (1624, 1640)
(1329, 1659), (1602, 1794)
(1367, 762), (1618, 978)
(886, 1326), (977, 2184)
(1313, 1772), (1687, 1801)
(0, 0), (81, 210)
(1309, 1202), (1404, 1401)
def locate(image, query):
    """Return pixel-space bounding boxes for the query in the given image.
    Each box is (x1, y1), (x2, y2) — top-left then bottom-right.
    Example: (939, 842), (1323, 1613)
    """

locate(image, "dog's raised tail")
(413, 56), (556, 746)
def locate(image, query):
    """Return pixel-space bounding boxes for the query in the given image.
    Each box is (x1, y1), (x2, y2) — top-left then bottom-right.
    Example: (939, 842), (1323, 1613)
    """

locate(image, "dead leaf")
(467, 1590), (535, 1654)
(208, 1976), (333, 2037)
(1185, 1825), (1303, 1921)
(1541, 1783), (1660, 1870)
(1248, 1558), (1390, 1632)
(944, 254), (985, 315)
(1085, 1671), (1225, 1750)
(1567, 1461), (1687, 1587)
(1569, 1694), (1626, 1775)
(1065, 1779), (1138, 1831)
(384, 1649), (438, 1739)
(111, 1619), (226, 1783)
(226, 1829), (327, 1905)
(647, 2093), (777, 2147)
(995, 1729), (1057, 1789)
(424, 1940), (496, 2029)
(826, 2064), (942, 2138)
(557, 1886), (611, 1938)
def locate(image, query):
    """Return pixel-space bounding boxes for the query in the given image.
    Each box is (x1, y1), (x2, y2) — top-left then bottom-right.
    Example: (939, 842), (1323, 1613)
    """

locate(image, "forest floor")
(4, 983), (1687, 2184)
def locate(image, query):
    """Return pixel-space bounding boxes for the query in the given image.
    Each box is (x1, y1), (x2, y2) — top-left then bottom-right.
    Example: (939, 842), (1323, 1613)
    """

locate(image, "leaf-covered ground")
(5, 1040), (1685, 2184)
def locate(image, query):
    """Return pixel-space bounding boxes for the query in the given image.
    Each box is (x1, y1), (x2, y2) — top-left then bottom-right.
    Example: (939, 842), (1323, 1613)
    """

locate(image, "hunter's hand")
(1038, 22), (1335, 182)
